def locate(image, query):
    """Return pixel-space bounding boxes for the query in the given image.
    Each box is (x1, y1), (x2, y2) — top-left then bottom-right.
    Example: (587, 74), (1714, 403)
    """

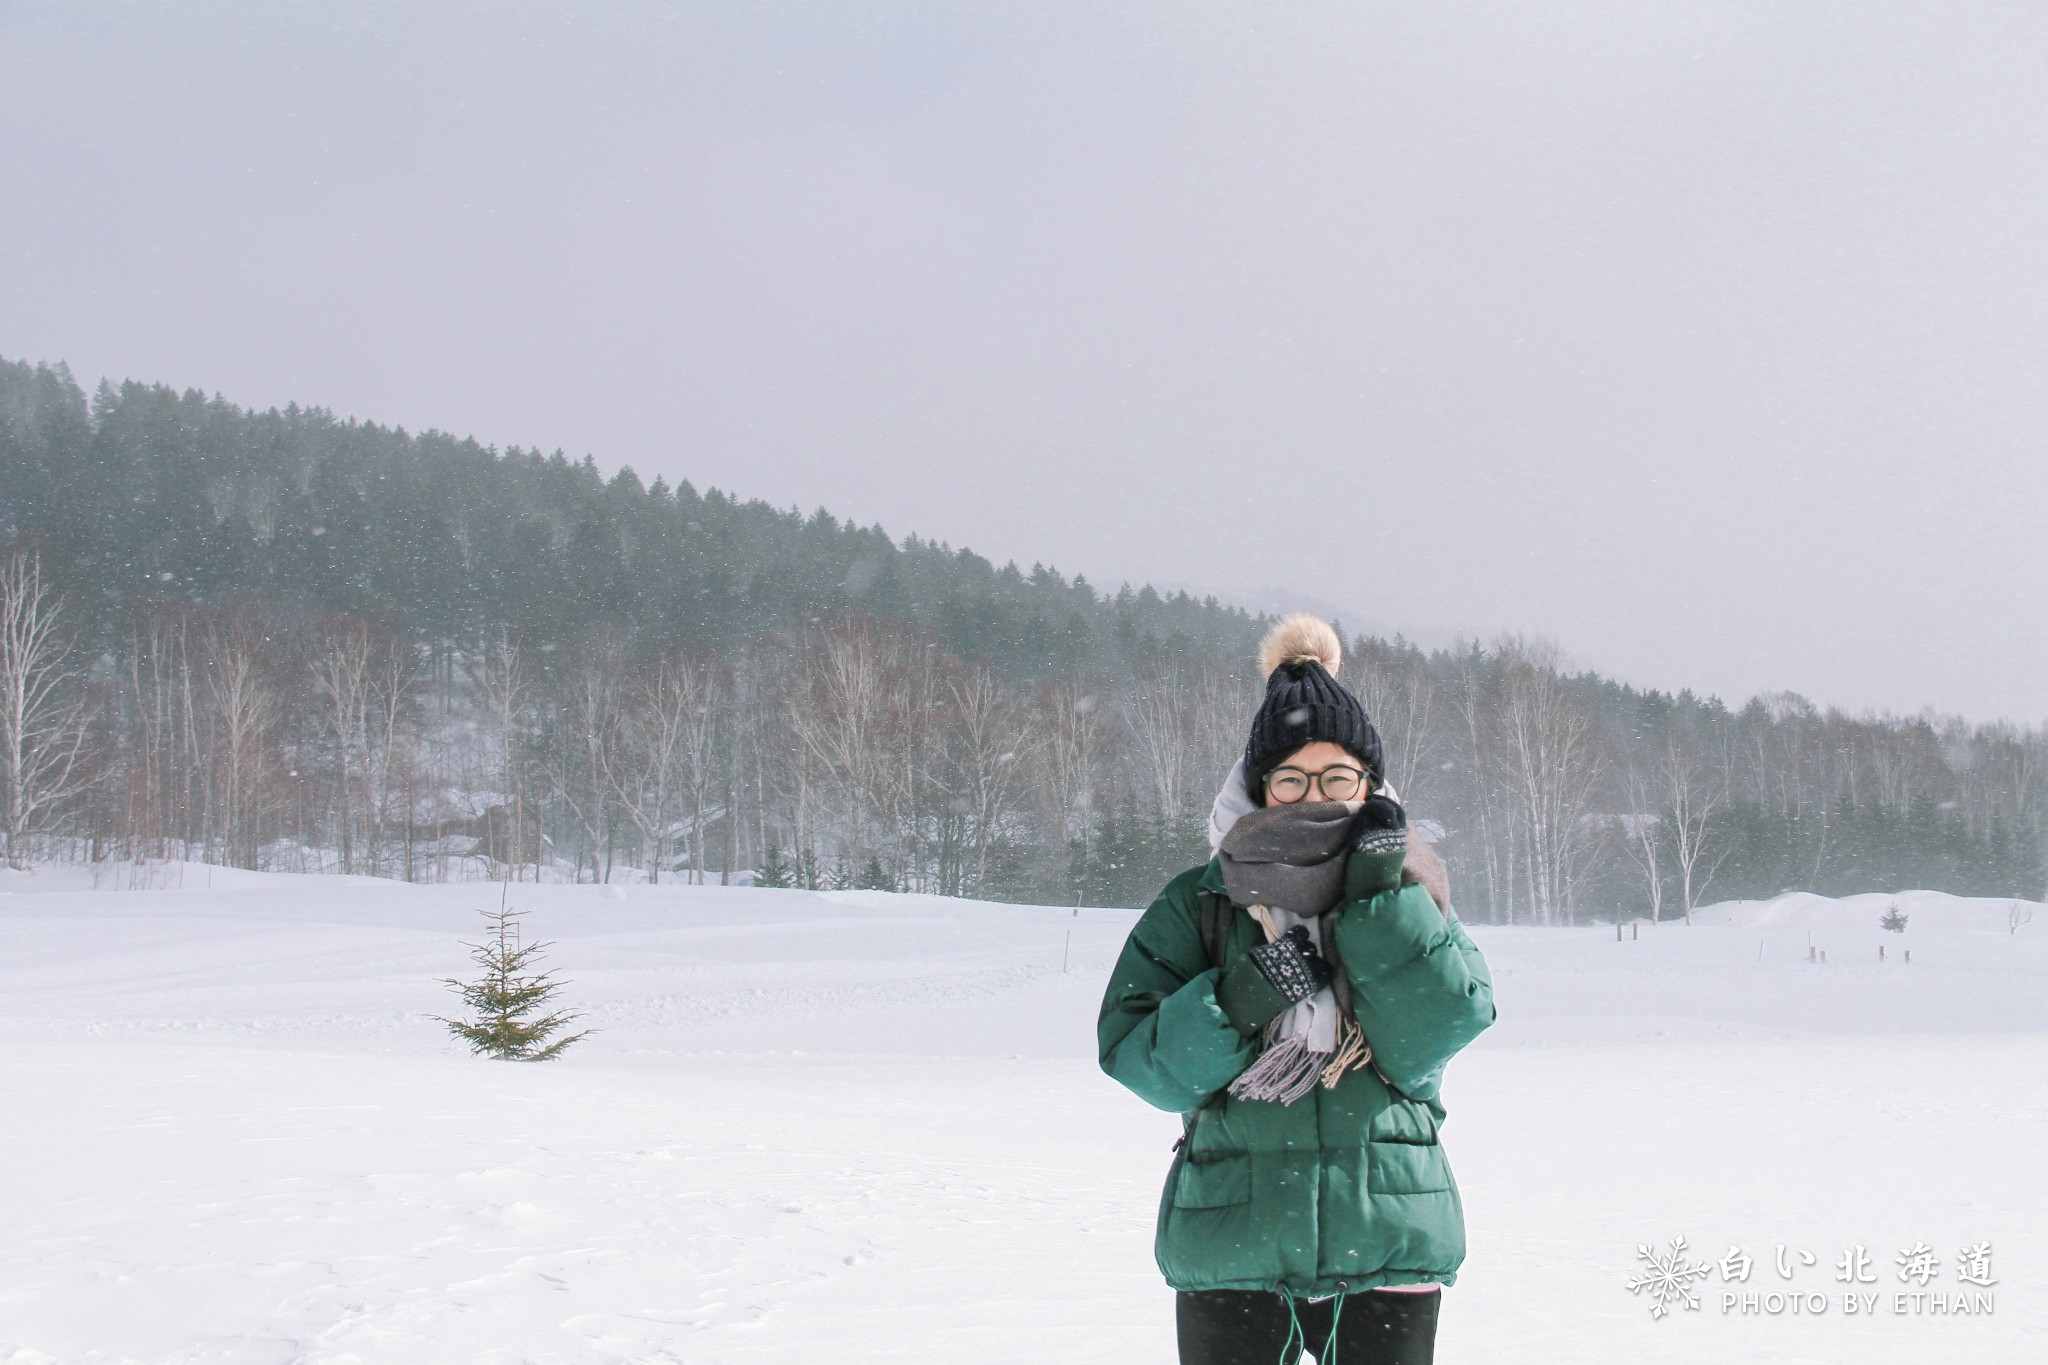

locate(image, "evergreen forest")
(2, 356), (2041, 918)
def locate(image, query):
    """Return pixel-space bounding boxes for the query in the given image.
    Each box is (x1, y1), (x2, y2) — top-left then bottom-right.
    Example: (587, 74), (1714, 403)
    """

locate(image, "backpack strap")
(1191, 888), (1239, 1119)
(1198, 889), (1234, 973)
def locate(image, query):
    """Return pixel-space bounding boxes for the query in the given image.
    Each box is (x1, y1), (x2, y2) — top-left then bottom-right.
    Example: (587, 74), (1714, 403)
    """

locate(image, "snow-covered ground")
(0, 868), (2042, 1363)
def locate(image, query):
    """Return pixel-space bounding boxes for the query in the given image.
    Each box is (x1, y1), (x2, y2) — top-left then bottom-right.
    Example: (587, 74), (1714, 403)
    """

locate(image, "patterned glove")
(1215, 923), (1334, 1038)
(1250, 924), (1334, 1002)
(1343, 794), (1411, 902)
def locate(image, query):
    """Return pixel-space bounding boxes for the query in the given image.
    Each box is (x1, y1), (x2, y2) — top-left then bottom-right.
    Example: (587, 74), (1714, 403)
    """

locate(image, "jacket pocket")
(1173, 1153), (1252, 1209)
(1366, 1139), (1452, 1195)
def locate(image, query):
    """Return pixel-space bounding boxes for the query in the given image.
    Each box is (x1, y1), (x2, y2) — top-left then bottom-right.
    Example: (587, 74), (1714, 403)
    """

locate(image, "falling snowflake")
(1627, 1235), (1715, 1319)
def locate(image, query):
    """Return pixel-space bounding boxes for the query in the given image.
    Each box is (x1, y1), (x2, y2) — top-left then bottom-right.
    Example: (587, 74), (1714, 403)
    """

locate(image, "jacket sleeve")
(1332, 882), (1496, 1103)
(1097, 868), (1258, 1114)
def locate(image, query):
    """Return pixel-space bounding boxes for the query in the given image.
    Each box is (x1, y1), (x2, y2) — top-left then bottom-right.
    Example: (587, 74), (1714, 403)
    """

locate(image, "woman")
(1097, 615), (1496, 1365)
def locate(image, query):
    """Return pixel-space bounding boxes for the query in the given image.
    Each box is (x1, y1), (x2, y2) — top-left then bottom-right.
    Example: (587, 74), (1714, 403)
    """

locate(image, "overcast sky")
(2, 2), (2042, 722)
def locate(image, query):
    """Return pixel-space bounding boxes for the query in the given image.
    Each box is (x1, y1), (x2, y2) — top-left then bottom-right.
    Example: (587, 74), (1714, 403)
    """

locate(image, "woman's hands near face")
(1343, 795), (1410, 902)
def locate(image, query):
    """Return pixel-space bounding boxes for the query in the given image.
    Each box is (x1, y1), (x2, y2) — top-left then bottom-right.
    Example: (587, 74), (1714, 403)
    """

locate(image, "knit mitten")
(1343, 795), (1410, 903)
(1215, 924), (1333, 1038)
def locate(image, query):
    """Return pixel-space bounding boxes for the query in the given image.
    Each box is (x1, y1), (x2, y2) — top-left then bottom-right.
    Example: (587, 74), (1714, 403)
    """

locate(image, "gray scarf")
(1216, 801), (1375, 1104)
(1216, 800), (1356, 914)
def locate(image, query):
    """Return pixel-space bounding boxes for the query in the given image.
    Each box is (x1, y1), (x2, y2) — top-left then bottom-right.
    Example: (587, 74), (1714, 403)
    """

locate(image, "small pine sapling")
(795, 844), (823, 890)
(754, 833), (793, 888)
(1879, 902), (1909, 933)
(436, 902), (592, 1060)
(854, 853), (893, 891)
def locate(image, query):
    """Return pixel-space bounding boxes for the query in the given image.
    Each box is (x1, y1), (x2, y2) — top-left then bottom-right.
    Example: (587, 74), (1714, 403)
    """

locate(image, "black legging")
(1176, 1287), (1440, 1365)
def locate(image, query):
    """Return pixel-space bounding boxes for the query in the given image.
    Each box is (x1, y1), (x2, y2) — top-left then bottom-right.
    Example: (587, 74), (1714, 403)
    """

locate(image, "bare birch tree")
(1125, 665), (1196, 824)
(607, 650), (720, 883)
(310, 616), (374, 873)
(472, 629), (533, 875)
(1661, 727), (1728, 922)
(122, 605), (195, 862)
(1035, 672), (1102, 865)
(1492, 636), (1605, 925)
(365, 631), (421, 877)
(1444, 643), (1515, 922)
(554, 633), (626, 882)
(942, 662), (1036, 896)
(788, 619), (904, 875)
(1185, 663), (1254, 805)
(0, 546), (95, 867)
(199, 606), (277, 869)
(1619, 759), (1668, 922)
(1348, 637), (1445, 804)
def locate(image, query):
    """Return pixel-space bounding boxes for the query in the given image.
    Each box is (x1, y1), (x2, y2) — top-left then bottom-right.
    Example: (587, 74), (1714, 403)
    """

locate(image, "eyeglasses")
(1264, 764), (1370, 803)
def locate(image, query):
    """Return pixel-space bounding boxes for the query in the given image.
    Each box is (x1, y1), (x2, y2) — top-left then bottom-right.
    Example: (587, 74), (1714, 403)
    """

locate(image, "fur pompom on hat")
(1258, 613), (1344, 680)
(1243, 614), (1384, 805)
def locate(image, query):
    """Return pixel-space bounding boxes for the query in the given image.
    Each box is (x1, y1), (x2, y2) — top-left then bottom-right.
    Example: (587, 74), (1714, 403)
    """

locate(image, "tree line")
(2, 356), (2041, 916)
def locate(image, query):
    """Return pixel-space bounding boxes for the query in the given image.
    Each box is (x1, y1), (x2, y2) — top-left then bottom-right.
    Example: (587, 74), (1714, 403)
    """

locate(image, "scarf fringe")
(1228, 1011), (1375, 1105)
(1228, 1028), (1324, 1104)
(1230, 902), (1376, 1106)
(1322, 1012), (1372, 1088)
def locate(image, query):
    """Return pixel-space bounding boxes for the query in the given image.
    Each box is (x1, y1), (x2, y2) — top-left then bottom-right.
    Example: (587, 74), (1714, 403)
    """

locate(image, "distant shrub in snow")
(435, 904), (591, 1061)
(1880, 902), (1909, 933)
(754, 835), (794, 888)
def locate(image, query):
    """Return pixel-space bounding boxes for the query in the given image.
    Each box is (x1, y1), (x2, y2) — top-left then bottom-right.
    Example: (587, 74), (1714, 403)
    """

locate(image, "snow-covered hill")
(1, 873), (2041, 1362)
(1693, 886), (2036, 935)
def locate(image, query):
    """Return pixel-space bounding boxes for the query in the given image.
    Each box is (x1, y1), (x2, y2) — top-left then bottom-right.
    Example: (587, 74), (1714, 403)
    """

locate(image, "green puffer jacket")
(1097, 855), (1496, 1297)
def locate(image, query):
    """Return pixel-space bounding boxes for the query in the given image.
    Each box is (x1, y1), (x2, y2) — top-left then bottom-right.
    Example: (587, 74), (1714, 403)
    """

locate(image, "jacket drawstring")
(1271, 1287), (1351, 1364)
(1276, 1288), (1305, 1365)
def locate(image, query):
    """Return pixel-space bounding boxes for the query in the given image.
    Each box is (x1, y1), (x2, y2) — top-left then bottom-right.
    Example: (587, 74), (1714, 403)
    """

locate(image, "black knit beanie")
(1243, 658), (1385, 806)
